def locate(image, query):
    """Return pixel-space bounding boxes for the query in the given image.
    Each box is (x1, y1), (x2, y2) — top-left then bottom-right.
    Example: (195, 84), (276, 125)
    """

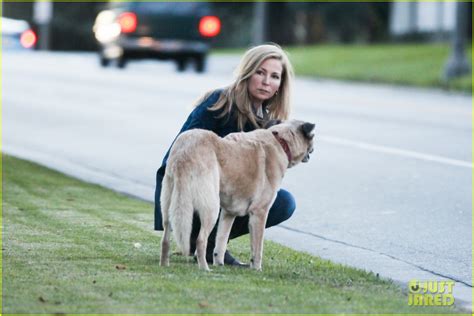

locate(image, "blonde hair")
(196, 44), (294, 131)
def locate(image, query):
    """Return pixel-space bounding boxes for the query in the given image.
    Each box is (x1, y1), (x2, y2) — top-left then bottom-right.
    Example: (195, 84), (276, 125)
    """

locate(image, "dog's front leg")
(248, 212), (268, 271)
(213, 210), (236, 266)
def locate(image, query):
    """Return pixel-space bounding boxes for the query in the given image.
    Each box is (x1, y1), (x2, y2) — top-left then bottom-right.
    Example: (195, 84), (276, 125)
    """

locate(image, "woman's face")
(248, 58), (283, 107)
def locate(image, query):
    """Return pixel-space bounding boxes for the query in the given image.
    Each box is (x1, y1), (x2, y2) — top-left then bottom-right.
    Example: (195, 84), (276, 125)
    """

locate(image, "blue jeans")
(154, 172), (296, 242)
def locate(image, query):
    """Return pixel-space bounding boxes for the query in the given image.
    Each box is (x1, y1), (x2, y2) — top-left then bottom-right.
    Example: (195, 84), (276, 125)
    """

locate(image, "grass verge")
(215, 43), (472, 92)
(2, 155), (465, 313)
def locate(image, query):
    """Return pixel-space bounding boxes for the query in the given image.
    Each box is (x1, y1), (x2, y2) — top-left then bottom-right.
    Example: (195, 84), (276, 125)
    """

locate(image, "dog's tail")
(168, 176), (193, 256)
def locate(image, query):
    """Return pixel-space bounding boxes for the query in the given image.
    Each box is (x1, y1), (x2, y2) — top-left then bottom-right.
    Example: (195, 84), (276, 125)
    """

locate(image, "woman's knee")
(266, 189), (296, 227)
(278, 189), (296, 220)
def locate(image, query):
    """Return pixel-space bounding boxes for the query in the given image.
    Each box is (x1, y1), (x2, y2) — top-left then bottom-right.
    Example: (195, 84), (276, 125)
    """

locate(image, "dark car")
(93, 2), (221, 72)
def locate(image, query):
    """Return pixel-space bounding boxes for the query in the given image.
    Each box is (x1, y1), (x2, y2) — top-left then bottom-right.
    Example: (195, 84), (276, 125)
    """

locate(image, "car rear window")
(126, 2), (210, 15)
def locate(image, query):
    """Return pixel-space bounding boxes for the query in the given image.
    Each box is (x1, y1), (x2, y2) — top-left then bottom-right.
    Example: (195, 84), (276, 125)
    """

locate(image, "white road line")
(320, 135), (472, 169)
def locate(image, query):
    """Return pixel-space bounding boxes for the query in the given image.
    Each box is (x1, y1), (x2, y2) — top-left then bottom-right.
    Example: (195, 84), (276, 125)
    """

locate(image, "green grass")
(2, 155), (466, 314)
(215, 43), (472, 92)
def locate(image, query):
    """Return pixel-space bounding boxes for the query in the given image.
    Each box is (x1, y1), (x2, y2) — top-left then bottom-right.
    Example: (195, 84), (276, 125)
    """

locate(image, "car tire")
(195, 55), (206, 73)
(117, 57), (127, 69)
(176, 59), (187, 72)
(100, 56), (110, 67)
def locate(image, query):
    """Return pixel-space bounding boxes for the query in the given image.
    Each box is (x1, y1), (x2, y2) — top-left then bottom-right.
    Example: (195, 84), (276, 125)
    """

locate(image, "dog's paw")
(198, 263), (212, 272)
(250, 259), (262, 271)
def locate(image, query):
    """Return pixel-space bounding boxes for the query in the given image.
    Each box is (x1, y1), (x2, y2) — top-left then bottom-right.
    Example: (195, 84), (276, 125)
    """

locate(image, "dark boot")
(191, 240), (249, 267)
(206, 240), (249, 267)
(222, 250), (249, 267)
(190, 214), (249, 267)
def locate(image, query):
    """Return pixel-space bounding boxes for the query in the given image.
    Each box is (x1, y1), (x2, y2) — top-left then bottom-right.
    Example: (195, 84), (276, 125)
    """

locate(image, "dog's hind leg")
(213, 210), (236, 266)
(160, 221), (171, 267)
(195, 204), (219, 271)
(194, 173), (220, 271)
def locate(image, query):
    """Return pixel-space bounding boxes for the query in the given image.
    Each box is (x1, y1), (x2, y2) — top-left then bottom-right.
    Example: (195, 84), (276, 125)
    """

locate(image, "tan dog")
(160, 120), (315, 271)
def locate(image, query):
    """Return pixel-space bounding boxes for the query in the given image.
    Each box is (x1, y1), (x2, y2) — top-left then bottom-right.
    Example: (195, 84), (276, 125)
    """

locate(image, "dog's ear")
(300, 122), (315, 139)
(264, 119), (282, 129)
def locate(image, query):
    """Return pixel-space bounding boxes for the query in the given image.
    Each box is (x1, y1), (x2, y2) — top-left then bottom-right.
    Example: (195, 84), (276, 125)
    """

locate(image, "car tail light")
(199, 16), (221, 37)
(118, 12), (137, 33)
(20, 29), (37, 49)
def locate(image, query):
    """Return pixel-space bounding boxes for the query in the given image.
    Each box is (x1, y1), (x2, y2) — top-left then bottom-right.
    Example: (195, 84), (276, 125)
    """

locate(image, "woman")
(155, 44), (295, 266)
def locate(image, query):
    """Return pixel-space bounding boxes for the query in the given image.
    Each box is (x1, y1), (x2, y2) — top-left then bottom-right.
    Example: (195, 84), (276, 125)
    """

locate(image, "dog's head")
(268, 120), (315, 168)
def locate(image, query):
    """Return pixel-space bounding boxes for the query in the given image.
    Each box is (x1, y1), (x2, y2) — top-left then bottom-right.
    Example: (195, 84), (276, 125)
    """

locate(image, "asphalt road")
(3, 51), (472, 309)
